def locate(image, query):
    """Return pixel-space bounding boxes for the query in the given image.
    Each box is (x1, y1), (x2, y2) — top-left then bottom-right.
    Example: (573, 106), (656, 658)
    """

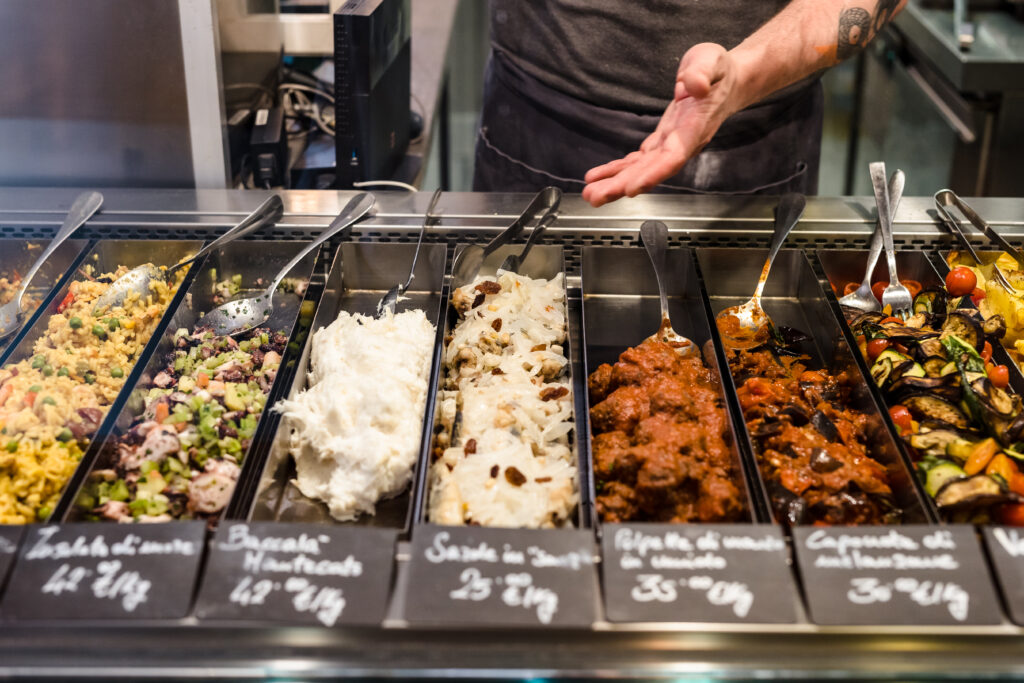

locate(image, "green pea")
(28, 385), (42, 393)
(68, 316), (83, 329)
(107, 318), (120, 331)
(91, 324), (107, 339)
(41, 397), (56, 406)
(31, 356), (45, 369)
(36, 506), (51, 521)
(5, 440), (18, 453)
(111, 367), (124, 378)
(41, 365), (53, 377)
(57, 367), (70, 377)
(56, 428), (73, 442)
(84, 373), (96, 385)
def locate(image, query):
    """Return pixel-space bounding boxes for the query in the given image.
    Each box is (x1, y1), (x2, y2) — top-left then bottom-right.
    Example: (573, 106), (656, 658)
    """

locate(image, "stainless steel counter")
(3, 188), (1024, 680)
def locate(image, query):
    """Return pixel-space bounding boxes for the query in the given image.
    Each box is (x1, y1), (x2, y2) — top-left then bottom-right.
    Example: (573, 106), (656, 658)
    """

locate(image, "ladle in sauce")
(639, 220), (696, 357)
(714, 192), (806, 349)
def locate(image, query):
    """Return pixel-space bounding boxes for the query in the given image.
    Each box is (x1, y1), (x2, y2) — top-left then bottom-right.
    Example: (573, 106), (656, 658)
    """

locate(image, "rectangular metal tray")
(248, 242), (448, 536)
(579, 246), (759, 528)
(0, 238), (91, 360)
(1, 239), (204, 522)
(697, 248), (931, 526)
(60, 240), (321, 524)
(415, 244), (588, 529)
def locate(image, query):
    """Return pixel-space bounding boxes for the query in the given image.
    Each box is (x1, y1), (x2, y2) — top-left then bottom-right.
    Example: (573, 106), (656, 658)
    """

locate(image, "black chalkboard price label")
(600, 523), (799, 623)
(194, 522), (397, 627)
(0, 526), (24, 596)
(793, 525), (1002, 625)
(981, 526), (1024, 625)
(403, 524), (599, 628)
(1, 522), (205, 620)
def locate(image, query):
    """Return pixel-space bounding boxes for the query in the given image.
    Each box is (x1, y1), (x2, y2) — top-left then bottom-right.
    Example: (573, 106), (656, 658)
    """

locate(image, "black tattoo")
(837, 1), (902, 61)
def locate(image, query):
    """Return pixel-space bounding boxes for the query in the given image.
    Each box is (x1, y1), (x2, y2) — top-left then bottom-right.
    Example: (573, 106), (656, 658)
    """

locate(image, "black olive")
(809, 448), (843, 473)
(811, 410), (842, 442)
(780, 405), (811, 427)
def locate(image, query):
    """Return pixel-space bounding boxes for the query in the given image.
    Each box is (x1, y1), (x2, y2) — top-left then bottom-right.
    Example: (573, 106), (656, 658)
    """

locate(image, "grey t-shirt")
(490, 0), (791, 115)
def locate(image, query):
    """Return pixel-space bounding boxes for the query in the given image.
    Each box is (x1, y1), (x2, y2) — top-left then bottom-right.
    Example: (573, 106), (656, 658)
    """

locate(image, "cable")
(353, 180), (418, 193)
(278, 83), (335, 103)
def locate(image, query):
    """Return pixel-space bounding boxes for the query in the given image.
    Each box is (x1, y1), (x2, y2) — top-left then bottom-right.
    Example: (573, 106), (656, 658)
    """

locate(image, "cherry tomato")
(999, 503), (1024, 527)
(843, 282), (858, 296)
(871, 281), (888, 303)
(903, 279), (922, 298)
(889, 405), (913, 433)
(867, 338), (891, 361)
(945, 266), (977, 297)
(971, 287), (986, 306)
(982, 341), (993, 363)
(988, 364), (1010, 389)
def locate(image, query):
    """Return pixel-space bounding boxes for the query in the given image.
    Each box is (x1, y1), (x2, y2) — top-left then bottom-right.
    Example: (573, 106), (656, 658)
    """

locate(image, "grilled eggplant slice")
(870, 357), (894, 388)
(982, 314), (1007, 341)
(942, 311), (983, 349)
(913, 288), (946, 316)
(903, 394), (971, 429)
(934, 473), (1011, 511)
(910, 430), (973, 459)
(811, 410), (841, 442)
(889, 375), (961, 402)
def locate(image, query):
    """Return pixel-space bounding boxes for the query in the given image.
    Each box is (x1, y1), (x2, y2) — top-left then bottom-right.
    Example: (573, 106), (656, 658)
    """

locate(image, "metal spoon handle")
(515, 195), (561, 268)
(267, 192), (375, 295)
(404, 188), (443, 290)
(862, 170), (906, 286)
(870, 162), (901, 287)
(170, 195), (284, 275)
(17, 191), (103, 303)
(753, 192), (806, 301)
(482, 186), (561, 258)
(640, 220), (671, 321)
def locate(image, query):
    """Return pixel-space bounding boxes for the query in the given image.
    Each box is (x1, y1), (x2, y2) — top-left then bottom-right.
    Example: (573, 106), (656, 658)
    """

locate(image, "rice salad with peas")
(0, 263), (184, 524)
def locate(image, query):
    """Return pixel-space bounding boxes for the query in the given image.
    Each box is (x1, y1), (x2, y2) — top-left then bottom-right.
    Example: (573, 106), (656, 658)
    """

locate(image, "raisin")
(464, 438), (477, 455)
(490, 465), (499, 478)
(491, 318), (502, 332)
(471, 293), (485, 309)
(535, 476), (552, 483)
(491, 368), (504, 375)
(504, 467), (527, 487)
(474, 280), (501, 295)
(540, 386), (569, 401)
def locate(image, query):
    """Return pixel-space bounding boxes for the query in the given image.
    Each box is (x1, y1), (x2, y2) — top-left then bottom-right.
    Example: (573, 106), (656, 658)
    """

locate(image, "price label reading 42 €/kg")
(793, 525), (1003, 626)
(194, 522), (397, 627)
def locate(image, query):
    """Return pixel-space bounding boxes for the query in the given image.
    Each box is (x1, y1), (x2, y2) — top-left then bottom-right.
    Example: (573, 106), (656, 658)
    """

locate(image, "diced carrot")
(196, 372), (209, 389)
(1010, 471), (1024, 497)
(175, 421), (188, 433)
(56, 291), (74, 313)
(155, 402), (170, 423)
(986, 453), (1016, 484)
(24, 392), (36, 408)
(965, 438), (1000, 475)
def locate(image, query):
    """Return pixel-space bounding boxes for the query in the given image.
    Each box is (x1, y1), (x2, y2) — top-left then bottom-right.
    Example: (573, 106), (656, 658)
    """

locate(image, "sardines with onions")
(429, 269), (577, 529)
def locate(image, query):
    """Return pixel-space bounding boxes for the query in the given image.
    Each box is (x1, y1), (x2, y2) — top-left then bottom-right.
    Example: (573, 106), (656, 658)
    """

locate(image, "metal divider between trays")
(38, 240), (208, 522)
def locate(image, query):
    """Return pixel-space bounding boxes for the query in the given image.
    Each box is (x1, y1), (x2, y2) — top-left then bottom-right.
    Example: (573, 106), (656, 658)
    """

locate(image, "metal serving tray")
(249, 242), (448, 535)
(697, 248), (932, 526)
(60, 240), (320, 524)
(0, 239), (204, 521)
(416, 244), (588, 529)
(579, 246), (759, 528)
(0, 238), (90, 360)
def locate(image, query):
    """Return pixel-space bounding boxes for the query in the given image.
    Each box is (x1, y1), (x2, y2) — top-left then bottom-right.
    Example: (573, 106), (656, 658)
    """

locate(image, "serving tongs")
(934, 189), (1023, 294)
(450, 186), (561, 288)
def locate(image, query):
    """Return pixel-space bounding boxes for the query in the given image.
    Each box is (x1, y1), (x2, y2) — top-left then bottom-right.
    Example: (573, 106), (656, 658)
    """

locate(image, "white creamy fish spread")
(273, 309), (435, 521)
(429, 270), (577, 528)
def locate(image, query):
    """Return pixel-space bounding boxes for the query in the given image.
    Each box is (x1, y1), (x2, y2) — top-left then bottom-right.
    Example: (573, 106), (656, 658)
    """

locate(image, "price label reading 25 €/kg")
(793, 525), (1003, 626)
(194, 522), (397, 627)
(600, 523), (799, 623)
(403, 525), (599, 628)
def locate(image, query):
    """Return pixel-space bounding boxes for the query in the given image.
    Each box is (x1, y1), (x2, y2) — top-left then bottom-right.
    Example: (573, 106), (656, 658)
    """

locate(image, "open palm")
(582, 43), (740, 207)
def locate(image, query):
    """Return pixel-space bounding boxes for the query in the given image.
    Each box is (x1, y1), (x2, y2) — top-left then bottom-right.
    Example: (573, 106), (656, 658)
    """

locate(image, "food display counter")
(3, 188), (1024, 679)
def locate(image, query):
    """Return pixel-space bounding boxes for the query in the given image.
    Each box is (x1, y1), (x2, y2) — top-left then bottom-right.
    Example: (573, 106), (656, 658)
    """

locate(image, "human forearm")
(726, 0), (907, 113)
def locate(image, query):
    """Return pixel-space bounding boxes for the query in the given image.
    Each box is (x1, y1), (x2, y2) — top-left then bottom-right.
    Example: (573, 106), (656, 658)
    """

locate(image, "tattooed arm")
(582, 0), (907, 207)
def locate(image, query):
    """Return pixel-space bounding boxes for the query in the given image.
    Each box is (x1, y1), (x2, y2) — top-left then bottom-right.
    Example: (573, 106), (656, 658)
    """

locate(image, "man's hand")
(582, 43), (741, 208)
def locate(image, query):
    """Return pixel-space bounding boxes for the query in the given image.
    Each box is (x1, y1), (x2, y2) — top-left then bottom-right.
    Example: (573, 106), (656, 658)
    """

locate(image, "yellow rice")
(0, 264), (185, 523)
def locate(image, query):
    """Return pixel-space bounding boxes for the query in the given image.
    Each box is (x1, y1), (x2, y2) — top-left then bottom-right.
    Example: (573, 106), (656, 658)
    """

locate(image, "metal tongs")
(450, 186), (561, 288)
(934, 189), (1023, 293)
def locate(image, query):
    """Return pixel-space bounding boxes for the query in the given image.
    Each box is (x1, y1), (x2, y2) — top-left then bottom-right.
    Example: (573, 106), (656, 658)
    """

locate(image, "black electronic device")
(334, 0), (411, 188)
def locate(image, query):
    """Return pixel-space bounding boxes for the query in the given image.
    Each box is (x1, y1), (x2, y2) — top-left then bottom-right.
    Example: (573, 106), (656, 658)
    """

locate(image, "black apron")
(472, 50), (823, 196)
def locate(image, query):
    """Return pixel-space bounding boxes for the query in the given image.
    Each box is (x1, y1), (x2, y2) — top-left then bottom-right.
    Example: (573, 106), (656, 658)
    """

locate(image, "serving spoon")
(639, 220), (697, 357)
(197, 192), (375, 336)
(450, 186), (561, 287)
(0, 190), (104, 341)
(376, 188), (442, 317)
(93, 194), (284, 313)
(714, 192), (806, 349)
